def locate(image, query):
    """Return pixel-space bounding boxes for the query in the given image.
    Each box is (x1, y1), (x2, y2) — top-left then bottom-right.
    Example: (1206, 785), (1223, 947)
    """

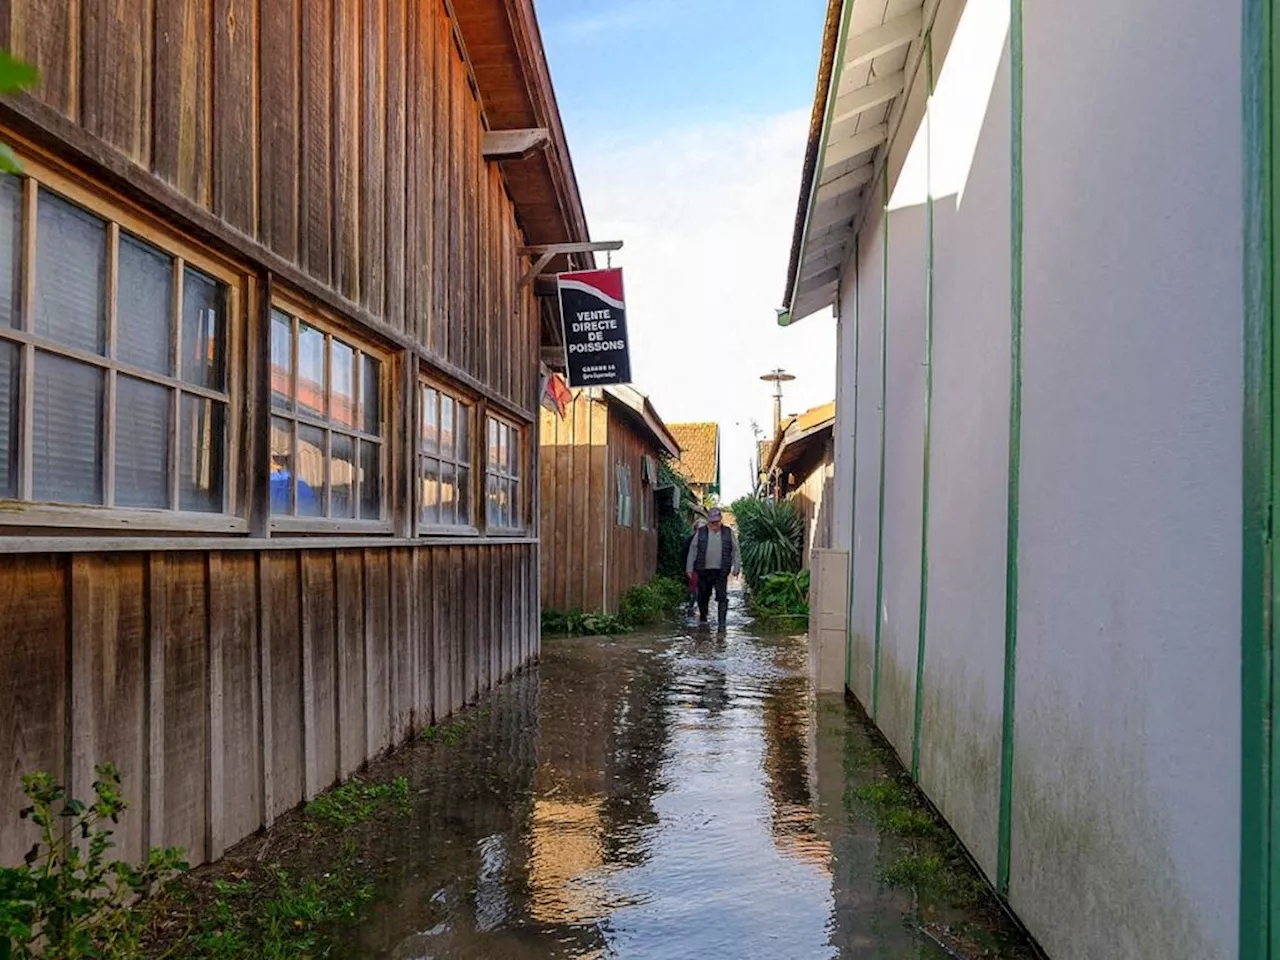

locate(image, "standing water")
(335, 592), (1033, 959)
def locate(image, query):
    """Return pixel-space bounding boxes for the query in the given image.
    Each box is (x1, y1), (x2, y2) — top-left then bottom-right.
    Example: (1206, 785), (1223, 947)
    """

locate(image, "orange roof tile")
(668, 422), (719, 485)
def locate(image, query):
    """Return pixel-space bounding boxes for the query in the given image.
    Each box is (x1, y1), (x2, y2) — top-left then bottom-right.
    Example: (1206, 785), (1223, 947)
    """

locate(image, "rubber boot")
(717, 597), (729, 628)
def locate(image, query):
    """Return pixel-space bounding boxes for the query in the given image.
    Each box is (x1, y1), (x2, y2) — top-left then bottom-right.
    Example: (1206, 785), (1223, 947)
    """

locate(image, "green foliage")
(0, 51), (38, 173)
(0, 765), (187, 959)
(729, 497), (805, 591)
(750, 570), (810, 620)
(185, 861), (375, 959)
(540, 608), (630, 636)
(618, 576), (686, 626)
(304, 777), (410, 828)
(656, 458), (696, 579)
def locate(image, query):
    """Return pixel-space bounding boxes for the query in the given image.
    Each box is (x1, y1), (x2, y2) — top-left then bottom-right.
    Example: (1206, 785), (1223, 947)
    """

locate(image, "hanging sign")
(557, 268), (632, 387)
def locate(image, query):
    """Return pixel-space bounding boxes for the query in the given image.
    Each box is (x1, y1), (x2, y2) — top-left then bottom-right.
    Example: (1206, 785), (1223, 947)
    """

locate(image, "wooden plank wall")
(1, 0), (532, 412)
(539, 395), (659, 615)
(0, 543), (538, 868)
(791, 437), (836, 569)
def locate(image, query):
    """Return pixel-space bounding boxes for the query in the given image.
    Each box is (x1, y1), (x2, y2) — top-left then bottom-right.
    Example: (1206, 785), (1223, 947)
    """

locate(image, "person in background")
(685, 507), (739, 627)
(683, 518), (707, 614)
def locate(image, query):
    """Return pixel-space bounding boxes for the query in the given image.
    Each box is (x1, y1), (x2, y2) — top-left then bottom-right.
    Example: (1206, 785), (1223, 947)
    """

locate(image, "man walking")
(686, 507), (740, 627)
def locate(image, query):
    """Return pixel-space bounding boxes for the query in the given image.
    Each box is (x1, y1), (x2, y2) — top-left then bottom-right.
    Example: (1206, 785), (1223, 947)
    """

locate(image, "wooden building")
(761, 402), (836, 567)
(0, 0), (592, 869)
(539, 386), (679, 614)
(668, 421), (720, 504)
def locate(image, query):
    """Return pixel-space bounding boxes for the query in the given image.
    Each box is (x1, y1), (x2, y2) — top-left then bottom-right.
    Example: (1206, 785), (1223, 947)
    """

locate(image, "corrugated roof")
(669, 422), (720, 485)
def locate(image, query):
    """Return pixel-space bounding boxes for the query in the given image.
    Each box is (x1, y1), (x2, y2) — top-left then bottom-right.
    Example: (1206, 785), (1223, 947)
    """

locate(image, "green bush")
(656, 458), (696, 579)
(0, 765), (187, 959)
(540, 608), (630, 636)
(750, 570), (811, 619)
(618, 576), (687, 627)
(729, 497), (805, 592)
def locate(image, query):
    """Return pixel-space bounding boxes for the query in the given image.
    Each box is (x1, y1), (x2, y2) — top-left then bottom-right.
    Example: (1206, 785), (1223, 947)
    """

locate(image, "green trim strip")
(911, 33), (936, 783)
(996, 0), (1025, 900)
(847, 234), (861, 693)
(1242, 0), (1275, 954)
(872, 173), (890, 720)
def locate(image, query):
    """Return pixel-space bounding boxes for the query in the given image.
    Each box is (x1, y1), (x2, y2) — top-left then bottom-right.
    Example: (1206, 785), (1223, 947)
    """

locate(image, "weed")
(881, 852), (949, 890)
(304, 777), (411, 828)
(420, 718), (469, 746)
(0, 765), (187, 959)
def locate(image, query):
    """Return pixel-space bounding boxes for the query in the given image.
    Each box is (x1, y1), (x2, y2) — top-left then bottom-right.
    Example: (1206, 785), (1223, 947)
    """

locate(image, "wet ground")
(333, 593), (1034, 960)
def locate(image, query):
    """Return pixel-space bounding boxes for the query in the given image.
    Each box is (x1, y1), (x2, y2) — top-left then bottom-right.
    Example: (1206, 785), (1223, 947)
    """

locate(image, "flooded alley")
(307, 594), (1033, 960)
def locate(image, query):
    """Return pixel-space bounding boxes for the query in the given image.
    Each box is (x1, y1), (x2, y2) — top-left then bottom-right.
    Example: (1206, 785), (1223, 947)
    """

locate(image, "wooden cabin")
(539, 386), (679, 614)
(762, 402), (836, 567)
(668, 421), (720, 505)
(0, 0), (591, 869)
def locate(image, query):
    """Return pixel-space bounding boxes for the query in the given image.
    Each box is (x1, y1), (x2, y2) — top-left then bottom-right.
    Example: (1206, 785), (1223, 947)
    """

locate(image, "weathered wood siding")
(0, 543), (537, 868)
(792, 439), (835, 569)
(0, 0), (533, 412)
(539, 395), (660, 615)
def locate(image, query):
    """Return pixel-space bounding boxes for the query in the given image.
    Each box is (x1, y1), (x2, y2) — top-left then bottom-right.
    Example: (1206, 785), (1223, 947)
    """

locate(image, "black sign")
(557, 268), (632, 387)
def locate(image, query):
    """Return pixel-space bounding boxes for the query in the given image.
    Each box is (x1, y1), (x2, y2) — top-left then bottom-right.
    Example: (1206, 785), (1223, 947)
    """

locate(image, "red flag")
(541, 372), (572, 419)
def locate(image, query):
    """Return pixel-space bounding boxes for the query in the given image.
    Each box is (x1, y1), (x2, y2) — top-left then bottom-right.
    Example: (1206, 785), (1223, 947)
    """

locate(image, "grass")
(304, 776), (410, 829)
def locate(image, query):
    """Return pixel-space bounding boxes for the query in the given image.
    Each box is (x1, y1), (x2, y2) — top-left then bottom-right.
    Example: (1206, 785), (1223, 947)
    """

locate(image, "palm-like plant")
(730, 497), (804, 592)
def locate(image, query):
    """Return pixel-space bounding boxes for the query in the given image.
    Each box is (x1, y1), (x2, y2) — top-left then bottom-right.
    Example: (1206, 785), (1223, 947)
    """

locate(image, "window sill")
(418, 524), (481, 538)
(0, 533), (540, 554)
(269, 516), (395, 536)
(0, 501), (248, 534)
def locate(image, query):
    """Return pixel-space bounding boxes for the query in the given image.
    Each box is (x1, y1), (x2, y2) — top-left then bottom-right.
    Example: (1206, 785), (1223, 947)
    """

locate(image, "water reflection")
(350, 594), (949, 959)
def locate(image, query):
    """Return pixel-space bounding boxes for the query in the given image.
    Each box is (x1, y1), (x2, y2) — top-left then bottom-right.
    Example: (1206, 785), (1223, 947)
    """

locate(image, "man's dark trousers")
(697, 568), (728, 623)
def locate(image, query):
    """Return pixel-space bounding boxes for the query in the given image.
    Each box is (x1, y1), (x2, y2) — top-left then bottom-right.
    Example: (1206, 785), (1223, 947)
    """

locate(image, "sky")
(536, 0), (837, 501)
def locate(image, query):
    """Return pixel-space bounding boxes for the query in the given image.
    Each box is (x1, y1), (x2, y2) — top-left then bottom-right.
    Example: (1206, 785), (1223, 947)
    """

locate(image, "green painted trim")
(786, 0), (858, 317)
(911, 33), (936, 784)
(847, 234), (861, 694)
(996, 0), (1024, 900)
(1242, 0), (1276, 954)
(872, 173), (890, 720)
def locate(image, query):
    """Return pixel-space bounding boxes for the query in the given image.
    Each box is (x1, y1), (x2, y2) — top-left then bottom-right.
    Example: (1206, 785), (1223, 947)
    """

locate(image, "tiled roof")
(669, 422), (719, 485)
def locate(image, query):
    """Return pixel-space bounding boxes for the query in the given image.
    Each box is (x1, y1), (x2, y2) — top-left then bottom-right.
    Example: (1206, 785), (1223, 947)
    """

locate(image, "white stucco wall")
(1013, 0), (1242, 956)
(915, 44), (1013, 883)
(877, 202), (927, 762)
(848, 203), (886, 709)
(831, 288), (855, 555)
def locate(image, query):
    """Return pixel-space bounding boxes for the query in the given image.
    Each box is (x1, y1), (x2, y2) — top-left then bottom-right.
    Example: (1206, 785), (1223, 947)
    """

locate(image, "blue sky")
(536, 0), (839, 500)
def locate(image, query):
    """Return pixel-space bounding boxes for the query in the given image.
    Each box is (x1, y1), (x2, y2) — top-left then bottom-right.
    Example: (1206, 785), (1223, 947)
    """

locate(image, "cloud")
(570, 109), (838, 501)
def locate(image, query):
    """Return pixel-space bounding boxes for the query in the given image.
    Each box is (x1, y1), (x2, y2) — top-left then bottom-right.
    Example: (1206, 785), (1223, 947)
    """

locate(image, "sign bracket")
(518, 241), (624, 288)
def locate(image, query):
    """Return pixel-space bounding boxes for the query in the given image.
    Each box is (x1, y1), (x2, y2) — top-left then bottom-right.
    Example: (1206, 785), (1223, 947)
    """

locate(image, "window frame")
(0, 159), (248, 533)
(485, 412), (524, 534)
(268, 291), (392, 535)
(416, 373), (479, 537)
(615, 461), (634, 528)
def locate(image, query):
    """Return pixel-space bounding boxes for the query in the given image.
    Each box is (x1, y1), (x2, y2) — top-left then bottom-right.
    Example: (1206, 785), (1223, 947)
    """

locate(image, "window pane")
(180, 395), (225, 513)
(440, 395), (454, 461)
(270, 311), (292, 410)
(36, 191), (106, 355)
(440, 460), (456, 526)
(498, 423), (509, 476)
(421, 457), (440, 526)
(501, 478), (511, 529)
(182, 267), (226, 390)
(33, 352), (103, 503)
(0, 175), (23, 328)
(456, 403), (470, 466)
(486, 473), (498, 527)
(115, 375), (170, 509)
(359, 440), (381, 520)
(508, 426), (519, 478)
(331, 340), (355, 429)
(330, 432), (355, 518)
(116, 234), (173, 375)
(361, 355), (380, 435)
(0, 341), (17, 497)
(296, 424), (326, 517)
(422, 387), (438, 456)
(487, 418), (498, 467)
(297, 323), (325, 418)
(270, 416), (294, 514)
(457, 466), (470, 525)
(511, 480), (521, 529)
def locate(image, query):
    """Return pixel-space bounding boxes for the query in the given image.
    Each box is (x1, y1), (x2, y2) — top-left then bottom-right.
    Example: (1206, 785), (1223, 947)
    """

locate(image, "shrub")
(540, 608), (629, 636)
(656, 458), (697, 580)
(0, 765), (187, 959)
(618, 576), (687, 627)
(729, 497), (805, 591)
(751, 570), (811, 619)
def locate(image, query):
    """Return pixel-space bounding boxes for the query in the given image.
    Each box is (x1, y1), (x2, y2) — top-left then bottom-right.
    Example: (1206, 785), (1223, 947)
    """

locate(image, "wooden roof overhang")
(779, 0), (941, 325)
(452, 0), (593, 350)
(600, 386), (682, 459)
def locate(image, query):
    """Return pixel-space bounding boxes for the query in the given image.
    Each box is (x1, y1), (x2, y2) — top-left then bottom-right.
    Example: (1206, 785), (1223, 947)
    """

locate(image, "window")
(615, 462), (633, 527)
(269, 306), (384, 524)
(486, 416), (522, 531)
(0, 174), (238, 522)
(419, 381), (473, 530)
(640, 477), (651, 531)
